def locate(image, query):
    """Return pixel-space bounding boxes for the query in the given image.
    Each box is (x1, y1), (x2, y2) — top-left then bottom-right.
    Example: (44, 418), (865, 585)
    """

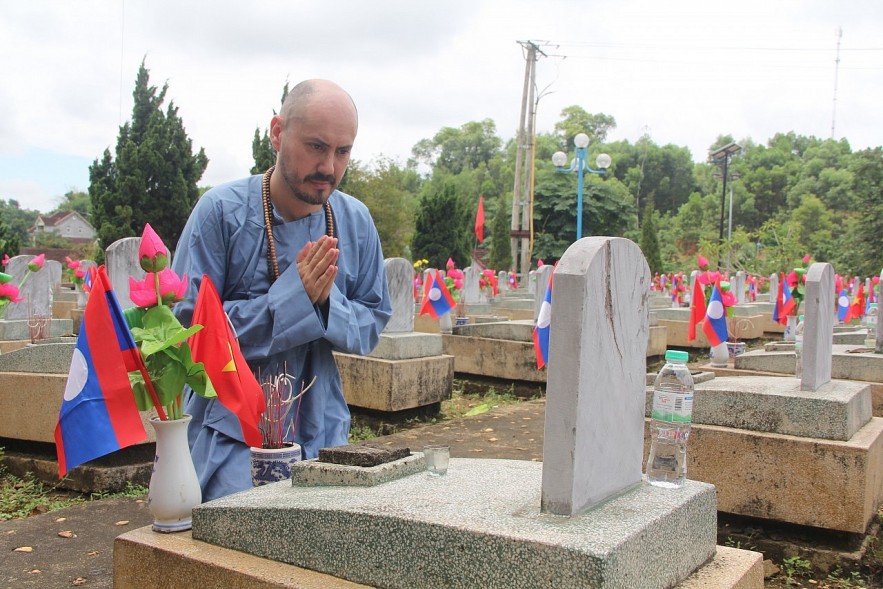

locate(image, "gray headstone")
(768, 273), (779, 304)
(541, 237), (650, 515)
(801, 263), (834, 392)
(106, 237), (147, 310)
(77, 260), (98, 308)
(383, 258), (414, 333)
(4, 255), (53, 320)
(462, 266), (482, 305)
(45, 260), (63, 292)
(497, 270), (508, 292)
(533, 265), (554, 325)
(527, 270), (537, 296)
(689, 270), (699, 296)
(734, 271), (746, 304)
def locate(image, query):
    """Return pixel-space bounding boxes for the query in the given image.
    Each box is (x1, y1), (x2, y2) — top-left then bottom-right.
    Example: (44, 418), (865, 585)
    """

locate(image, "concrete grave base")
(189, 459), (719, 589)
(644, 417), (883, 533)
(366, 331), (442, 360)
(734, 344), (883, 383)
(114, 528), (763, 589)
(0, 318), (73, 340)
(335, 352), (453, 412)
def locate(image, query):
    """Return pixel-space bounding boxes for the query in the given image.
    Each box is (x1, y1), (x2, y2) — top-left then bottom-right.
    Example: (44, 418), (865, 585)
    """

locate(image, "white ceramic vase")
(439, 312), (453, 334)
(709, 342), (730, 367)
(147, 414), (201, 533)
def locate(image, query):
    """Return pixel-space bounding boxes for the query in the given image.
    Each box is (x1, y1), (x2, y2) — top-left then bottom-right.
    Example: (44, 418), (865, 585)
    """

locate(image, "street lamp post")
(552, 133), (612, 240)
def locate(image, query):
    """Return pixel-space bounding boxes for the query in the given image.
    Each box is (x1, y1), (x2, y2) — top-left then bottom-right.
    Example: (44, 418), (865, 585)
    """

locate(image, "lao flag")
(702, 281), (729, 346)
(781, 282), (796, 319)
(419, 270), (455, 318)
(55, 267), (147, 477)
(532, 275), (553, 369)
(189, 275), (266, 449)
(837, 289), (850, 322)
(773, 274), (785, 324)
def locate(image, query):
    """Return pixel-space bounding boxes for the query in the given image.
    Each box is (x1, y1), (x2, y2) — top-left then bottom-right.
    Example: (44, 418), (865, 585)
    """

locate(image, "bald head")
(280, 79), (359, 129)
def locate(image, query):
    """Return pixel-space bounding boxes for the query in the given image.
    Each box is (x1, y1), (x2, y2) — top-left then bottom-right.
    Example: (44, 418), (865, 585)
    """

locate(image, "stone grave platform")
(0, 318), (73, 340)
(654, 305), (767, 348)
(735, 344), (883, 382)
(181, 459), (732, 589)
(643, 374), (883, 533)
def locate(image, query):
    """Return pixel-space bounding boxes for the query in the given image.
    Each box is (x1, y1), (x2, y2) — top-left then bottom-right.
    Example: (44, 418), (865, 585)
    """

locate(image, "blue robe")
(172, 175), (391, 501)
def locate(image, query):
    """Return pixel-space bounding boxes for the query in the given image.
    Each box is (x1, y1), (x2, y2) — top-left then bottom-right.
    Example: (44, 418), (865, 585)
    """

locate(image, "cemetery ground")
(2, 372), (883, 588)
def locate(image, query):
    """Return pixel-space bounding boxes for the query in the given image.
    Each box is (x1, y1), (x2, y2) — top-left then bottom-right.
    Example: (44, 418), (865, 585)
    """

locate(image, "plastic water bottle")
(865, 303), (878, 348)
(647, 350), (694, 488)
(794, 315), (805, 379)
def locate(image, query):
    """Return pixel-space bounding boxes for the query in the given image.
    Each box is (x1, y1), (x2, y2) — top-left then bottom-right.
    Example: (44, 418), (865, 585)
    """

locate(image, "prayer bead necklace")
(262, 165), (335, 284)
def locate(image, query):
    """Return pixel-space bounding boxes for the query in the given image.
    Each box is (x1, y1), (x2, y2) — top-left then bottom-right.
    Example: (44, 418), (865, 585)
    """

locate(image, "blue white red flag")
(702, 281), (729, 346)
(55, 266), (147, 477)
(532, 274), (554, 369)
(781, 281), (796, 319)
(419, 270), (455, 319)
(837, 289), (850, 322)
(772, 275), (784, 324)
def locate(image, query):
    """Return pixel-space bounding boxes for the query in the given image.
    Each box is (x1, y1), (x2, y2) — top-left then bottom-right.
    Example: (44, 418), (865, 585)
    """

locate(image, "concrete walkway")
(0, 399), (548, 588)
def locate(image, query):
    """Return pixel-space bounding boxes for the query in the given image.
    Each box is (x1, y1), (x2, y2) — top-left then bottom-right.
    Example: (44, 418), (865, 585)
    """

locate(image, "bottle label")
(651, 390), (693, 423)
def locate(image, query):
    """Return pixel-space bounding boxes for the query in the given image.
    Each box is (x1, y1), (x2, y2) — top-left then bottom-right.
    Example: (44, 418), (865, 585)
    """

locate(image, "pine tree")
(89, 60), (207, 260)
(639, 203), (663, 273)
(251, 83), (289, 174)
(411, 182), (471, 269)
(487, 193), (512, 271)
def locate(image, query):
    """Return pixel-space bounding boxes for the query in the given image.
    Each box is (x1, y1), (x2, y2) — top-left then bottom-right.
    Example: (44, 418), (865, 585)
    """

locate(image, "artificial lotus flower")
(873, 276), (881, 285)
(129, 268), (188, 308)
(446, 257), (455, 270)
(719, 281), (737, 308)
(0, 282), (22, 302)
(2, 254), (10, 266)
(802, 254), (811, 265)
(66, 257), (81, 270)
(27, 253), (45, 272)
(139, 223), (169, 272)
(835, 274), (842, 293)
(697, 255), (709, 270)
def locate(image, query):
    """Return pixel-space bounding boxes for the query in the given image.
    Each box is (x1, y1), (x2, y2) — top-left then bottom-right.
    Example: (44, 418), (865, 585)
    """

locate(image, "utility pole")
(510, 40), (546, 280)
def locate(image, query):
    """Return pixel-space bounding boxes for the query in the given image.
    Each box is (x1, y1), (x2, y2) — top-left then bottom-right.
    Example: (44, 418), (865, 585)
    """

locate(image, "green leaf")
(123, 306), (146, 330)
(464, 403), (490, 417)
(131, 305), (202, 357)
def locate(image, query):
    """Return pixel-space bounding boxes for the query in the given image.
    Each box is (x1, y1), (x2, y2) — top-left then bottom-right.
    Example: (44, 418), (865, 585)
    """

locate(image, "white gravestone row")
(734, 271), (746, 304)
(383, 258), (414, 333)
(462, 266), (482, 305)
(541, 237), (650, 515)
(768, 273), (779, 304)
(801, 263), (834, 392)
(4, 255), (53, 320)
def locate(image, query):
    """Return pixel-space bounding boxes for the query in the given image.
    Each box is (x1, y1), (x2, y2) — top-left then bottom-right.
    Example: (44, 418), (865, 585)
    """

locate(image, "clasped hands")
(297, 235), (339, 305)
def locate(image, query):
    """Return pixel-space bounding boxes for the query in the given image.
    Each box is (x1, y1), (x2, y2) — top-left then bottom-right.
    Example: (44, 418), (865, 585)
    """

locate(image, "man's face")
(273, 101), (357, 207)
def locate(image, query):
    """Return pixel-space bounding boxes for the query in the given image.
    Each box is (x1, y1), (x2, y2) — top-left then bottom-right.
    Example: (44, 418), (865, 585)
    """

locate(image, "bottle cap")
(664, 350), (689, 362)
(798, 315), (804, 321)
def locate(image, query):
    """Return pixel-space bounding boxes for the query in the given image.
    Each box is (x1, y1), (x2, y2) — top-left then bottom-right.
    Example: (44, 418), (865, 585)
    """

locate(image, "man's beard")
(281, 168), (336, 206)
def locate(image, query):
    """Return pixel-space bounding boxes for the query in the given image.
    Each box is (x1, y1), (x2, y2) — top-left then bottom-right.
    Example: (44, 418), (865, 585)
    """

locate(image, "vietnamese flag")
(55, 266), (147, 477)
(845, 281), (866, 323)
(189, 275), (266, 448)
(688, 278), (707, 342)
(474, 195), (485, 243)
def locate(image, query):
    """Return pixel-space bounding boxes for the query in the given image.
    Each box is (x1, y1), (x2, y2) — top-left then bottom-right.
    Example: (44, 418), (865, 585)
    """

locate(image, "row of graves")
(1, 234), (881, 587)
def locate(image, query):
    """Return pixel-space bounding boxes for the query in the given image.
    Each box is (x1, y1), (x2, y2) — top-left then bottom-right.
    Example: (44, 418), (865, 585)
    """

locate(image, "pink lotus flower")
(802, 254), (811, 264)
(537, 260), (545, 267)
(1, 254), (8, 266)
(129, 269), (188, 308)
(74, 269), (86, 280)
(721, 291), (737, 307)
(835, 274), (842, 292)
(139, 223), (169, 272)
(873, 276), (880, 285)
(0, 282), (22, 303)
(67, 258), (81, 270)
(446, 257), (455, 270)
(697, 255), (709, 270)
(27, 253), (45, 272)
(447, 269), (464, 280)
(786, 271), (798, 288)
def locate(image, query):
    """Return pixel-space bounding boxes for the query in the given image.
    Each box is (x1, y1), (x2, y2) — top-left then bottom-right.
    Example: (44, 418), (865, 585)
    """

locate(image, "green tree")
(251, 83), (289, 175)
(0, 199), (39, 247)
(411, 182), (471, 268)
(487, 192), (512, 271)
(0, 218), (21, 258)
(53, 190), (92, 220)
(89, 60), (208, 260)
(639, 203), (663, 273)
(339, 157), (420, 258)
(411, 119), (501, 175)
(554, 106), (616, 148)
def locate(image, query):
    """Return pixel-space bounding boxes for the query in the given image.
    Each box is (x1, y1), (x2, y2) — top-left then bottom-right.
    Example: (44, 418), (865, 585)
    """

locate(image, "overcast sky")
(1, 0), (881, 214)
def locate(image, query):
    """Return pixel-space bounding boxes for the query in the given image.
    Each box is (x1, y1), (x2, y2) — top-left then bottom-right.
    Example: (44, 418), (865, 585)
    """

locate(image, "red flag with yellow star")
(189, 275), (265, 448)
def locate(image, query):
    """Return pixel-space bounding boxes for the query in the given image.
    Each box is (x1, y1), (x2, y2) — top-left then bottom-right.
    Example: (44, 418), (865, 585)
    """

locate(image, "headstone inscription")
(541, 237), (650, 515)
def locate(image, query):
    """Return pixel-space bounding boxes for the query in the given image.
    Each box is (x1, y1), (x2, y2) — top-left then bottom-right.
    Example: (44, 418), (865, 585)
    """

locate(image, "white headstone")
(527, 270), (537, 296)
(533, 265), (554, 325)
(497, 270), (508, 293)
(4, 255), (53, 320)
(768, 273), (779, 304)
(734, 271), (746, 304)
(384, 258), (414, 333)
(462, 266), (482, 305)
(45, 260), (63, 293)
(689, 270), (699, 296)
(801, 263), (834, 392)
(106, 237), (148, 310)
(541, 237), (650, 515)
(877, 270), (883, 354)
